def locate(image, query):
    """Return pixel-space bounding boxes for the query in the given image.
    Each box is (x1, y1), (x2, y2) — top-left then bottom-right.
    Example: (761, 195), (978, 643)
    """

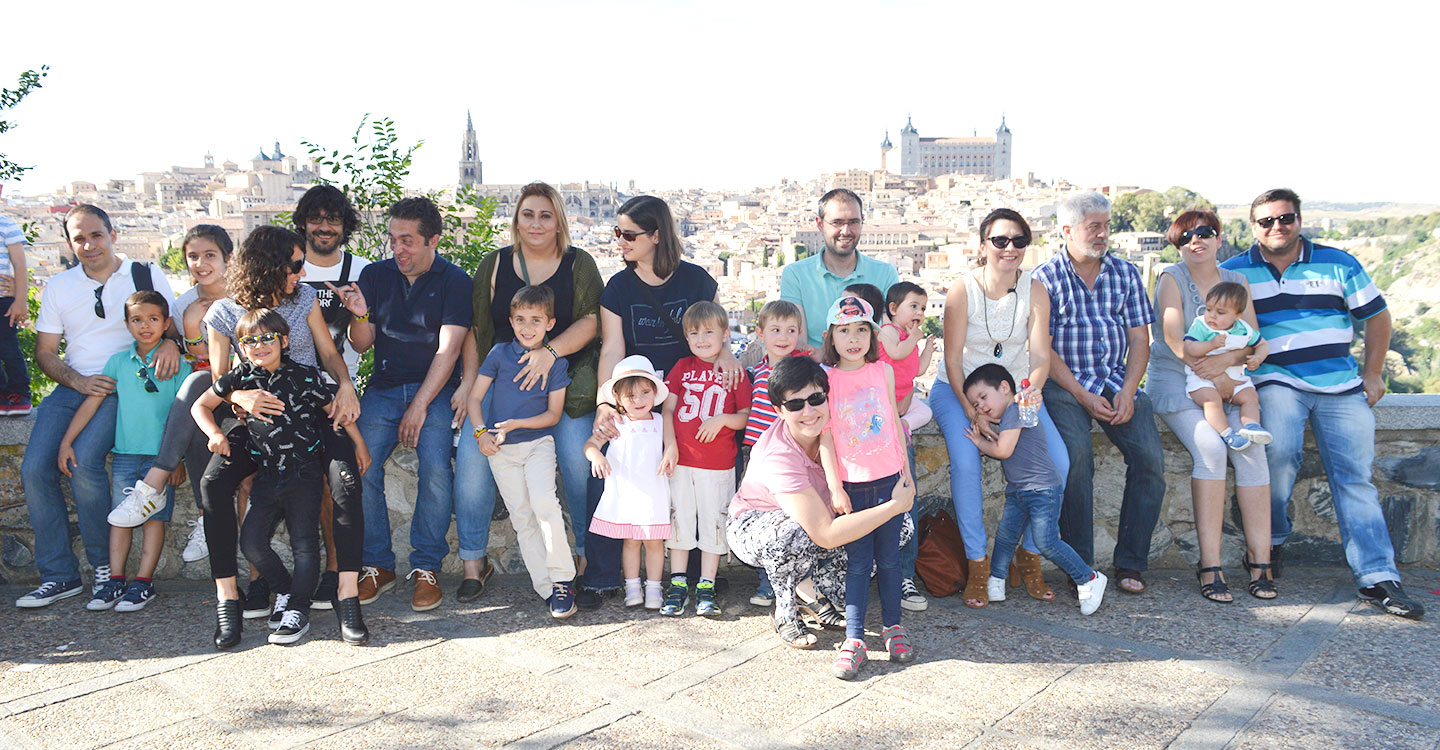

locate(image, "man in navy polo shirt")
(1222, 188), (1422, 619)
(332, 197), (473, 612)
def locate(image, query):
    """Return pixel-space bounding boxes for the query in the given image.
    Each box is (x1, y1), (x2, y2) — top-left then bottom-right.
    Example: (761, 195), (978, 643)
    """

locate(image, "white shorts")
(1186, 370), (1254, 397)
(667, 465), (735, 555)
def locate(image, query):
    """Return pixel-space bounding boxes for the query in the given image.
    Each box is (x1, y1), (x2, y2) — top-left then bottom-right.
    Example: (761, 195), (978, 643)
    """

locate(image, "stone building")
(885, 115), (1012, 180)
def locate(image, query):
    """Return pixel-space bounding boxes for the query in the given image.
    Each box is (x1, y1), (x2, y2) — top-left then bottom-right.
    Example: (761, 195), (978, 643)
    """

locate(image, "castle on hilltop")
(881, 115), (1011, 180)
(456, 112), (617, 221)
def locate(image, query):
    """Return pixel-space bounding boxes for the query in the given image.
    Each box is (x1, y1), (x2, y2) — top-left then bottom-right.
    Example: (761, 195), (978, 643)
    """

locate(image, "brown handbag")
(916, 509), (969, 597)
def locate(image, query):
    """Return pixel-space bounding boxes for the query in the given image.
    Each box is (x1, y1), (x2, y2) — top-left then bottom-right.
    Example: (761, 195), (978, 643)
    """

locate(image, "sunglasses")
(778, 391), (828, 412)
(93, 284), (106, 318)
(988, 235), (1030, 250)
(1255, 213), (1298, 229)
(238, 332), (281, 347)
(135, 366), (158, 393)
(1179, 225), (1218, 246)
(613, 227), (651, 242)
(287, 258), (305, 273)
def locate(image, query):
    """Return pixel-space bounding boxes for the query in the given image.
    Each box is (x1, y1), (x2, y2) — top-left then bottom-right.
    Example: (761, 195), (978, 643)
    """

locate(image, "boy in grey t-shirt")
(963, 364), (1108, 615)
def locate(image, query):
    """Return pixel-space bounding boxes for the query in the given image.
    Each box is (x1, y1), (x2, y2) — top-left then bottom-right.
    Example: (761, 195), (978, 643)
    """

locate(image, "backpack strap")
(338, 252), (353, 283)
(130, 261), (154, 292)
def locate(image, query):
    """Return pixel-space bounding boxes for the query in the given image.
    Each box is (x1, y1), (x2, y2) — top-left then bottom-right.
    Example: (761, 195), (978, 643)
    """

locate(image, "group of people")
(5, 180), (1424, 682)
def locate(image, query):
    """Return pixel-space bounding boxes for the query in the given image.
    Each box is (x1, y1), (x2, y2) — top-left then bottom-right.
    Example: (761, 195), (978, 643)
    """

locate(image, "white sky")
(4, 1), (1438, 205)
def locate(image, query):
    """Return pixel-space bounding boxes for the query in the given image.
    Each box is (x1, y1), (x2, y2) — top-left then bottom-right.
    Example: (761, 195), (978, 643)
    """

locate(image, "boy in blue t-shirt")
(464, 286), (575, 618)
(59, 291), (191, 612)
(963, 364), (1108, 616)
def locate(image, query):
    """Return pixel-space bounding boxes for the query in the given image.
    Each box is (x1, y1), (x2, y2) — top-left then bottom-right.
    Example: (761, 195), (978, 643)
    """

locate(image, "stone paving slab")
(1, 567), (1438, 749)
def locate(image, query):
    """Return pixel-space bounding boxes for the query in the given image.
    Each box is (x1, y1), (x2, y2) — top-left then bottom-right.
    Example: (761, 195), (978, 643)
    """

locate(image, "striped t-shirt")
(0, 215), (24, 277)
(1220, 238), (1386, 394)
(743, 358), (780, 447)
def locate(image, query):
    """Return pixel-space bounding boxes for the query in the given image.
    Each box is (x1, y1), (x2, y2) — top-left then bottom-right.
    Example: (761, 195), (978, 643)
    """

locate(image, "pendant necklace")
(981, 268), (1020, 360)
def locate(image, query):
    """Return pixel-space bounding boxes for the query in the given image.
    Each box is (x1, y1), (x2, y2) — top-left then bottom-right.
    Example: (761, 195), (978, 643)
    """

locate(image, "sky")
(4, 1), (1439, 205)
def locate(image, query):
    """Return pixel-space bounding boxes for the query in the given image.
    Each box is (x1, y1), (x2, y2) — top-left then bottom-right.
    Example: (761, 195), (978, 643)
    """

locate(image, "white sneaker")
(644, 583), (663, 610)
(624, 584), (644, 607)
(107, 482), (165, 528)
(900, 578), (929, 611)
(1238, 422), (1274, 446)
(987, 576), (1008, 602)
(181, 518), (208, 562)
(1077, 571), (1108, 616)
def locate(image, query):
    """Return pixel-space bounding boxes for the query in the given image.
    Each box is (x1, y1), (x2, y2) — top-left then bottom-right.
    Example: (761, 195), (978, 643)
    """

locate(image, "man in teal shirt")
(780, 188), (900, 350)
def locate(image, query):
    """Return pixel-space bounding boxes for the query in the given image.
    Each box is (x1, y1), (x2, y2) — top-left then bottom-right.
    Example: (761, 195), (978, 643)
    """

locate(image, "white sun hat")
(599, 354), (669, 406)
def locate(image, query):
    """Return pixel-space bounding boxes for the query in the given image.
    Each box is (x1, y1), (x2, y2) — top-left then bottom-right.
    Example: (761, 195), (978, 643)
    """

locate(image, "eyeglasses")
(613, 227), (651, 242)
(824, 219), (863, 230)
(287, 258), (305, 274)
(135, 366), (158, 393)
(1179, 225), (1218, 246)
(1255, 213), (1298, 229)
(238, 332), (281, 347)
(306, 215), (344, 228)
(778, 391), (828, 412)
(988, 235), (1030, 250)
(93, 284), (106, 318)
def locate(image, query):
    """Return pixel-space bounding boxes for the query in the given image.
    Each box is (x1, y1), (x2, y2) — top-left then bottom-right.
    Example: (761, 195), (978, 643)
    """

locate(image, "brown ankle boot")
(962, 556), (989, 608)
(1013, 549), (1055, 600)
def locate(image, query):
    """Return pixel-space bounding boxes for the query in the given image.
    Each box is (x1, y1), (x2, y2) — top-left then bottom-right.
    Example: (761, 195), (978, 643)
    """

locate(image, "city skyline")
(3, 1), (1438, 204)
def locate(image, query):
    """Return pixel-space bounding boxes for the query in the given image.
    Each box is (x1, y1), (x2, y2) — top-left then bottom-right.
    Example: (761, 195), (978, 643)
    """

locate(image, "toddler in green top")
(1182, 281), (1272, 451)
(58, 290), (191, 612)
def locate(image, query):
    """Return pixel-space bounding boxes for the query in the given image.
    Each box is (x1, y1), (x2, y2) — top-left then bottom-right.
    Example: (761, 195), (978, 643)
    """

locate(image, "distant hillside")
(1343, 216), (1440, 393)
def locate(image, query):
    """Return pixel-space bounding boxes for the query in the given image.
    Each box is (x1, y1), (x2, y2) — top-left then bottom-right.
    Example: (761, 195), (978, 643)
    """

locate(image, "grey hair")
(1057, 191), (1111, 229)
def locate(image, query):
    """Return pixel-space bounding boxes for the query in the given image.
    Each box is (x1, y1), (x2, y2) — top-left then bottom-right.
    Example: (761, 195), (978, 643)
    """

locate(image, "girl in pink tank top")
(815, 295), (917, 681)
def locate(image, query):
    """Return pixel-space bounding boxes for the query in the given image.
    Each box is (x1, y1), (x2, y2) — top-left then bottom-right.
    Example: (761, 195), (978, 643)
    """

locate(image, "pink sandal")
(832, 638), (867, 680)
(882, 625), (916, 665)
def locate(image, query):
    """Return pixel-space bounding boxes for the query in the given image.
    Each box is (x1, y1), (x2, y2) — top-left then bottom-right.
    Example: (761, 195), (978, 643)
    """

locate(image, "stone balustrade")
(2, 394), (1437, 584)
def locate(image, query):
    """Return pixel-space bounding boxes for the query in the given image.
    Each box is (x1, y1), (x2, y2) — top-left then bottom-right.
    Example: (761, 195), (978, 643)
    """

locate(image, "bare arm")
(1183, 338), (1227, 359)
(593, 308), (627, 437)
(1362, 308), (1392, 407)
(1109, 325), (1150, 425)
(659, 394), (679, 476)
(37, 331), (113, 395)
(397, 323), (468, 448)
(465, 372), (500, 456)
(6, 242), (27, 327)
(1025, 279), (1053, 392)
(817, 430), (849, 514)
(970, 425), (1020, 459)
(308, 301), (359, 426)
(453, 335), (480, 428)
(57, 393), (107, 475)
(775, 486), (912, 550)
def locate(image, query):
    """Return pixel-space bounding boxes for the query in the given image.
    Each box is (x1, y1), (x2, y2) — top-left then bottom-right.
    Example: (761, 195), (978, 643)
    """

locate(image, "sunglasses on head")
(1179, 225), (1217, 246)
(778, 391), (828, 412)
(613, 227), (651, 242)
(988, 235), (1030, 250)
(238, 332), (281, 347)
(135, 366), (158, 393)
(1255, 213), (1298, 229)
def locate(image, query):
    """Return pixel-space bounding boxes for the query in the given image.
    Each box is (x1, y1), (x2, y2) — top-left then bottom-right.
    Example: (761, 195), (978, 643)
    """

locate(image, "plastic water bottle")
(1018, 378), (1039, 428)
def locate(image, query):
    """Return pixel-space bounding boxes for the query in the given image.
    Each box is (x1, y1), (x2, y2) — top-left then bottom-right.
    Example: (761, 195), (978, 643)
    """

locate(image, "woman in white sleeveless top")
(929, 209), (1070, 608)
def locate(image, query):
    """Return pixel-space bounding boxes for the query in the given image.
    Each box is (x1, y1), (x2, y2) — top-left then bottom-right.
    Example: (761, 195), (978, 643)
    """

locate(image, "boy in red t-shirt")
(660, 301), (750, 618)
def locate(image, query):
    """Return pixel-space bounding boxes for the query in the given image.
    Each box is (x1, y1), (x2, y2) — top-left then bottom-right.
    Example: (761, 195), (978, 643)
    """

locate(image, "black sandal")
(775, 617), (816, 649)
(1196, 566), (1232, 603)
(798, 597), (846, 630)
(1242, 556), (1278, 600)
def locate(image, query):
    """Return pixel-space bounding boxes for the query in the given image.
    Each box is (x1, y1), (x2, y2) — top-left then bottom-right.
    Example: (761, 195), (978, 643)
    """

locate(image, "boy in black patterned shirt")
(193, 309), (368, 645)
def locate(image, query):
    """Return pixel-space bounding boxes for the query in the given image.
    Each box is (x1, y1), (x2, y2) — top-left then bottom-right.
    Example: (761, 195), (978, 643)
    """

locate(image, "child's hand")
(476, 431), (500, 457)
(920, 335), (936, 354)
(206, 432), (231, 457)
(57, 443), (76, 477)
(1245, 352), (1265, 370)
(355, 441), (372, 475)
(830, 486), (852, 515)
(892, 476), (916, 513)
(169, 463), (187, 488)
(696, 416), (725, 443)
(590, 454), (612, 478)
(493, 420), (516, 446)
(658, 443), (679, 477)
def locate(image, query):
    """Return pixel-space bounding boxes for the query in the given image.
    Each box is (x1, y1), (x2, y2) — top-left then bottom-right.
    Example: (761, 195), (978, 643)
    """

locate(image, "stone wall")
(2, 395), (1437, 585)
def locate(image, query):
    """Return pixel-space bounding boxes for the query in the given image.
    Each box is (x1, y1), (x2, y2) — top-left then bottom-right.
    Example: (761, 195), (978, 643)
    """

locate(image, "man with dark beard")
(292, 185), (371, 617)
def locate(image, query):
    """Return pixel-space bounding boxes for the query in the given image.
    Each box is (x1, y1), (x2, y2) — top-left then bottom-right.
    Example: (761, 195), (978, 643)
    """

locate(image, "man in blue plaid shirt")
(1033, 191), (1165, 595)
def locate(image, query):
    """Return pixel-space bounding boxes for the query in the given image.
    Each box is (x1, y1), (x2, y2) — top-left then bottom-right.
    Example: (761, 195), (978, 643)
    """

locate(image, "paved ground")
(1, 566), (1438, 749)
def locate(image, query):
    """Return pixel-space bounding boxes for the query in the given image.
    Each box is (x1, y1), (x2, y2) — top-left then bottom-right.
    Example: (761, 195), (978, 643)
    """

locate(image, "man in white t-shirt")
(292, 184), (370, 610)
(17, 204), (178, 608)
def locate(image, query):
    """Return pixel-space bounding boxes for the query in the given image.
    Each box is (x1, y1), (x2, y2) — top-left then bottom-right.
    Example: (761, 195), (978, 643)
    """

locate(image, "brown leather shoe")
(357, 566), (396, 605)
(409, 569), (442, 612)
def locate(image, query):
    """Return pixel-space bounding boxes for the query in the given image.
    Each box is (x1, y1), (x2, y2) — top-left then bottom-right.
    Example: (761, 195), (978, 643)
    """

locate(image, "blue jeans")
(1257, 387), (1398, 587)
(22, 387), (116, 583)
(110, 454), (175, 522)
(1042, 383), (1165, 570)
(453, 396), (595, 559)
(990, 486), (1093, 584)
(358, 383), (457, 572)
(930, 381), (1070, 557)
(0, 297), (29, 398)
(843, 473), (903, 640)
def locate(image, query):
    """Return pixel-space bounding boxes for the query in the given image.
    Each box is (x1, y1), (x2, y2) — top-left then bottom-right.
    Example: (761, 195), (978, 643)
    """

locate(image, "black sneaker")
(242, 578), (272, 619)
(1359, 580), (1426, 619)
(335, 596), (369, 645)
(214, 599), (243, 650)
(311, 571), (338, 611)
(575, 586), (603, 611)
(269, 610), (310, 645)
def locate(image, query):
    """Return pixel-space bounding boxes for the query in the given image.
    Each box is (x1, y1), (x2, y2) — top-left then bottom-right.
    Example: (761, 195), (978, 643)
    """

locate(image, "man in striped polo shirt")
(1222, 188), (1422, 619)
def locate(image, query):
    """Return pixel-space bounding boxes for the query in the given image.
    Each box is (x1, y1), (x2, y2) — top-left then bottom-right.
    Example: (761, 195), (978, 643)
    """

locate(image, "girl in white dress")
(586, 356), (672, 609)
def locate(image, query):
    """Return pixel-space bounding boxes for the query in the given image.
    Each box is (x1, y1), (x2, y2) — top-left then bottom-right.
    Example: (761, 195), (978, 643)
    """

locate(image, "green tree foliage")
(19, 275), (52, 403)
(158, 242), (185, 274)
(922, 316), (942, 338)
(1110, 187), (1214, 233)
(0, 66), (47, 183)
